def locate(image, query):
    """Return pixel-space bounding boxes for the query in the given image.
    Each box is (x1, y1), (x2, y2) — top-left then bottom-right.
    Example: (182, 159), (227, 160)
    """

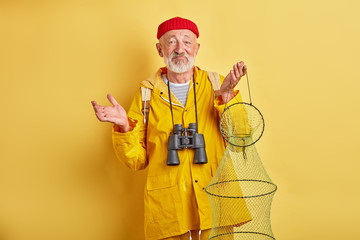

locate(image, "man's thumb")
(107, 94), (119, 106)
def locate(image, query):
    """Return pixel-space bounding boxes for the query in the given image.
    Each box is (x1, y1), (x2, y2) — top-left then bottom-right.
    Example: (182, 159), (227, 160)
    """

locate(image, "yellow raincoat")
(112, 67), (248, 239)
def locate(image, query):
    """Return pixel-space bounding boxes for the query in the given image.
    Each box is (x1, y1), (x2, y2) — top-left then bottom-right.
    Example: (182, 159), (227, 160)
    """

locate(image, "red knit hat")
(157, 17), (199, 39)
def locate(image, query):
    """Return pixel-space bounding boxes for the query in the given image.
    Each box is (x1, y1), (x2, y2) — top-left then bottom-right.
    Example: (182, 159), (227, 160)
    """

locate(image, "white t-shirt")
(161, 74), (193, 106)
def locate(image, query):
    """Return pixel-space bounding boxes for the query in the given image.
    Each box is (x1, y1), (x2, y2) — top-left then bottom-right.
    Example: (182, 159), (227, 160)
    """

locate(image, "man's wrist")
(119, 125), (130, 133)
(113, 117), (137, 133)
(114, 123), (130, 133)
(221, 90), (235, 104)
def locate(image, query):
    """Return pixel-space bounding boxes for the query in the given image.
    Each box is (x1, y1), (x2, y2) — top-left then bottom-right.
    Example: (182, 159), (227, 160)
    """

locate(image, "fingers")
(91, 101), (101, 120)
(233, 63), (241, 79)
(243, 65), (247, 75)
(91, 101), (102, 113)
(91, 101), (98, 108)
(91, 100), (107, 120)
(91, 100), (104, 112)
(107, 94), (119, 106)
(228, 61), (246, 89)
(233, 61), (246, 79)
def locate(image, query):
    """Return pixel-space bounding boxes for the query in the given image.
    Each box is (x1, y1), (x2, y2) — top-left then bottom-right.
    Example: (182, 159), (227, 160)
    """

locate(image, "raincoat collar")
(141, 66), (203, 107)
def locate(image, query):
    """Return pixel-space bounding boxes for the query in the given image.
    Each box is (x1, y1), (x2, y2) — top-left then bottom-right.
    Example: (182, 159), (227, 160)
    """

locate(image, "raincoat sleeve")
(112, 89), (148, 171)
(213, 74), (251, 150)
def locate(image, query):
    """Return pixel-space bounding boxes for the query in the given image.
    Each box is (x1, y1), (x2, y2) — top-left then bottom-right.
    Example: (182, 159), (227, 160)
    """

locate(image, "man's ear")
(156, 43), (163, 57)
(195, 43), (200, 56)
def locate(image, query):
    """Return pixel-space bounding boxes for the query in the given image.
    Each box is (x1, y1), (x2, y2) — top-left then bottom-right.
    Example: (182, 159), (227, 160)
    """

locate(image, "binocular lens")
(167, 149), (180, 165)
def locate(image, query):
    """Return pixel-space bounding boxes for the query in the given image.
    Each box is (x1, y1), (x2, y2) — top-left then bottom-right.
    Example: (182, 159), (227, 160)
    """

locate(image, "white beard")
(163, 52), (195, 74)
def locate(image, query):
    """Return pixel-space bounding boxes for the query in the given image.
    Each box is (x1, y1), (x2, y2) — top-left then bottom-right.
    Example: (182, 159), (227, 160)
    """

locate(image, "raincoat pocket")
(146, 172), (177, 190)
(145, 172), (181, 235)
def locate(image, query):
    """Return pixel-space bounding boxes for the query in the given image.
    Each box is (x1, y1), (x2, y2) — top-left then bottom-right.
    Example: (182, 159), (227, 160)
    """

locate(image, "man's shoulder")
(196, 67), (224, 82)
(140, 68), (163, 90)
(196, 67), (224, 91)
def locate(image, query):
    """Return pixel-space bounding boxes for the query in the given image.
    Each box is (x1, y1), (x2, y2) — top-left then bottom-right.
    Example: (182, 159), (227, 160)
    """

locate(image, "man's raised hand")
(220, 61), (247, 103)
(91, 94), (130, 133)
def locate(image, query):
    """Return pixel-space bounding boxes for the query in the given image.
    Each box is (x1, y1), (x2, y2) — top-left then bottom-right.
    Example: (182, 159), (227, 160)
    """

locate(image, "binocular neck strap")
(167, 80), (175, 130)
(167, 74), (199, 133)
(192, 74), (199, 133)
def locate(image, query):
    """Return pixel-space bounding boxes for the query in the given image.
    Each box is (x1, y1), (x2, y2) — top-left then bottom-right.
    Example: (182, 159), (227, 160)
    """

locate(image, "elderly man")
(91, 17), (248, 240)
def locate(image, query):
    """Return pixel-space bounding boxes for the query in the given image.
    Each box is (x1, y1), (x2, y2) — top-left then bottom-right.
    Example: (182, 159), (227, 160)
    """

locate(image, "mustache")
(170, 52), (189, 60)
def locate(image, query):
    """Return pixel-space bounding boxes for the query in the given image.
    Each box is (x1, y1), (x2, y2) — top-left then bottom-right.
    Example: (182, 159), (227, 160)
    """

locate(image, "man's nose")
(174, 42), (185, 54)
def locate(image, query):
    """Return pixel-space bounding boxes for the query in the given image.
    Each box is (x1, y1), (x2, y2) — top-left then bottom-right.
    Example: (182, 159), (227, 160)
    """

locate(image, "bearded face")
(163, 51), (195, 74)
(156, 29), (200, 74)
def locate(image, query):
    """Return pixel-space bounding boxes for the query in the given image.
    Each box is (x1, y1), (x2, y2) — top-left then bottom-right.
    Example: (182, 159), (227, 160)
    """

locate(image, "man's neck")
(166, 67), (194, 84)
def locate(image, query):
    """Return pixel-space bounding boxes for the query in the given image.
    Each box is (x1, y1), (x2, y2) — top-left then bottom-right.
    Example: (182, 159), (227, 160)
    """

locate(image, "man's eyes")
(167, 40), (192, 45)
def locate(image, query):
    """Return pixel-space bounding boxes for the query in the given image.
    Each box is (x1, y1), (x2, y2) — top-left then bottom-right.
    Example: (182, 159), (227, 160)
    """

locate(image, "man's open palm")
(91, 94), (130, 132)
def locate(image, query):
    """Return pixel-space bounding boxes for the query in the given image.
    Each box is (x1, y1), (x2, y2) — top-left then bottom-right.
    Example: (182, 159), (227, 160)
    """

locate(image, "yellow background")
(1, 0), (359, 239)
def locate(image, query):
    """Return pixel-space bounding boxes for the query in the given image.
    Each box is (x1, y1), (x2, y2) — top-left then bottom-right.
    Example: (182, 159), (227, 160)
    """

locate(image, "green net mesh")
(205, 103), (277, 240)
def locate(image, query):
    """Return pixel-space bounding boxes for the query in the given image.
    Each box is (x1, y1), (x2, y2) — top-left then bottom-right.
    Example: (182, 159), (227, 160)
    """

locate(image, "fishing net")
(205, 98), (277, 239)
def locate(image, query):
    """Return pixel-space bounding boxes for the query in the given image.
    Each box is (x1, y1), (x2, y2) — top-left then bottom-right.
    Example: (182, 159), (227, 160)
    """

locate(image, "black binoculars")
(167, 123), (208, 166)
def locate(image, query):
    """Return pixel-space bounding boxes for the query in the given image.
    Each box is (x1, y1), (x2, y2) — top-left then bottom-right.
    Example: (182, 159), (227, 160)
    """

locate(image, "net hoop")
(209, 231), (276, 240)
(205, 179), (278, 199)
(220, 102), (265, 147)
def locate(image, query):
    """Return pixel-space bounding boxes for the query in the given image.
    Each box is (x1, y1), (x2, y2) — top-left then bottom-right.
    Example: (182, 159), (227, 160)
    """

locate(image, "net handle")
(246, 72), (252, 105)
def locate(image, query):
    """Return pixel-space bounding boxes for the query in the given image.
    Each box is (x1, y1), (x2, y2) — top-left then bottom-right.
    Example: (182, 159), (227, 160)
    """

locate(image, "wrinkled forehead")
(159, 29), (198, 42)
